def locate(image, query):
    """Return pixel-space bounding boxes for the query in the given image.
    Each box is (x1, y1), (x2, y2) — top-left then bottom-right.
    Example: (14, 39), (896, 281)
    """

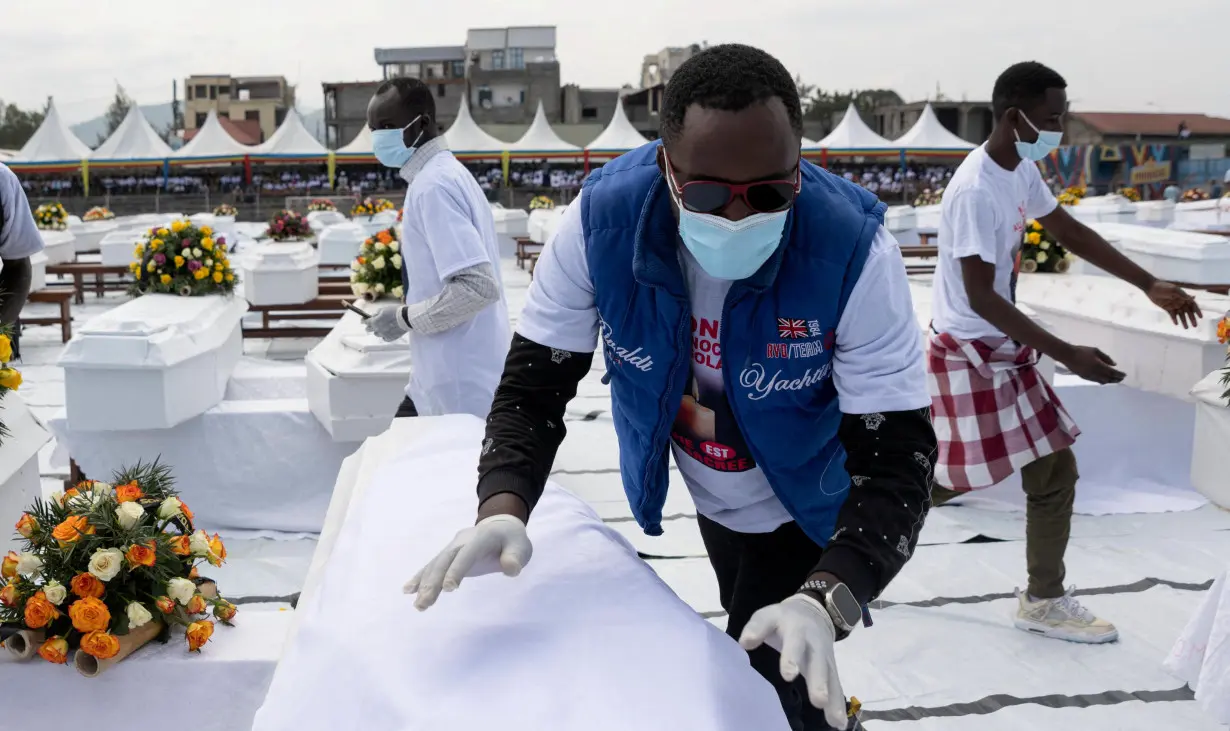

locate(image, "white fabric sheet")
(251, 415), (791, 731)
(1166, 570), (1230, 725)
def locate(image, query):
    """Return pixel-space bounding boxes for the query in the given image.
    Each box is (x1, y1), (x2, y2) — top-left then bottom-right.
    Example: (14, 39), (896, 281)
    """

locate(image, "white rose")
(43, 581), (67, 606)
(205, 258), (214, 267)
(352, 282), (370, 295)
(126, 602), (154, 629)
(1039, 241), (1050, 250)
(377, 243), (388, 251)
(388, 241), (400, 253)
(374, 283), (385, 294)
(16, 553), (43, 578)
(192, 247), (203, 257)
(392, 286), (404, 299)
(115, 501), (145, 530)
(390, 254), (402, 269)
(167, 577), (197, 605)
(157, 496), (183, 520)
(372, 257), (386, 270)
(88, 547), (125, 582)
(349, 272), (360, 282)
(189, 530), (212, 557)
(92, 482), (112, 494)
(349, 260), (360, 271)
(49, 490), (64, 506)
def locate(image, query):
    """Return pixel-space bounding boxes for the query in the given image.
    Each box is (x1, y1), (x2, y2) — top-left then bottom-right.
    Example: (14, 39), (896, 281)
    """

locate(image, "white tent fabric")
(894, 103), (977, 151)
(174, 109), (256, 159)
(443, 98), (506, 153)
(585, 98), (648, 152)
(256, 109), (327, 156)
(337, 124), (372, 154)
(508, 101), (580, 153)
(90, 106), (172, 161)
(817, 103), (896, 150)
(12, 100), (91, 162)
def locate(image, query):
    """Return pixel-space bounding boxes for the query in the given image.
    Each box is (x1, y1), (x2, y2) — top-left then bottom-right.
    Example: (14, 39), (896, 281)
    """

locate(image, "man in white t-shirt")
(928, 61), (1202, 644)
(0, 163), (46, 359)
(361, 78), (510, 419)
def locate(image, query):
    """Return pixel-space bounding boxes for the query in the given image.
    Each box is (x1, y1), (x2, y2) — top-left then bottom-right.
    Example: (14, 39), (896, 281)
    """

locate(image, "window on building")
(194, 112), (207, 128)
(209, 85), (217, 100)
(275, 108), (287, 127)
(438, 84), (446, 98)
(519, 90), (526, 104)
(327, 125), (338, 149)
(509, 48), (524, 69)
(492, 50), (505, 70)
(477, 87), (493, 109)
(245, 110), (260, 122)
(425, 63), (444, 79)
(325, 90), (336, 118)
(451, 60), (465, 78)
(195, 85), (206, 99)
(582, 107), (598, 120)
(404, 63), (420, 77)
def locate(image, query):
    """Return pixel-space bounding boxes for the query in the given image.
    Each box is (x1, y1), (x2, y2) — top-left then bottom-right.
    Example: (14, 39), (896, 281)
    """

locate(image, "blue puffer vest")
(581, 142), (884, 545)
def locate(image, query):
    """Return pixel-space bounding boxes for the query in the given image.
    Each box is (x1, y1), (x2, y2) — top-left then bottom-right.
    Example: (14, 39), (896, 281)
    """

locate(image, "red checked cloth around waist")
(926, 331), (1080, 490)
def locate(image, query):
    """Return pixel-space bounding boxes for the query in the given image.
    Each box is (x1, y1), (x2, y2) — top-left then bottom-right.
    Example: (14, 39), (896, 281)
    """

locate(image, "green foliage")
(0, 100), (46, 150)
(793, 76), (904, 132)
(99, 84), (134, 146)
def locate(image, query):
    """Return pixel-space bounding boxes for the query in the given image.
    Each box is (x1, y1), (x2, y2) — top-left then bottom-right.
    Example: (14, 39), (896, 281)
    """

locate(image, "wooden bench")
(515, 237), (543, 269)
(917, 231), (938, 248)
(900, 244), (938, 259)
(46, 263), (131, 304)
(22, 289), (75, 343)
(243, 294), (349, 339)
(528, 253), (540, 279)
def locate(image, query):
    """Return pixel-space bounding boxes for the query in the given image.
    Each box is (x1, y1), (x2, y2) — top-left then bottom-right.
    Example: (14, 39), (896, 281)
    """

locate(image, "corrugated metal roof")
(374, 46), (466, 65)
(1073, 112), (1230, 137)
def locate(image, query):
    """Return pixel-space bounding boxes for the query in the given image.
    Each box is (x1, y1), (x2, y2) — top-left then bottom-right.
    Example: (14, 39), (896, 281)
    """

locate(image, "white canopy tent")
(443, 98), (506, 154)
(337, 125), (372, 155)
(12, 100), (92, 162)
(90, 106), (172, 161)
(173, 110), (256, 160)
(815, 103), (896, 151)
(256, 109), (327, 157)
(507, 101), (580, 154)
(894, 103), (977, 151)
(585, 98), (648, 154)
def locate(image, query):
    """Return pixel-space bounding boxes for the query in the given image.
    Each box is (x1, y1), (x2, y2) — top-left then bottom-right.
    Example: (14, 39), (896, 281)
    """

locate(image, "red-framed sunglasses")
(664, 151), (802, 215)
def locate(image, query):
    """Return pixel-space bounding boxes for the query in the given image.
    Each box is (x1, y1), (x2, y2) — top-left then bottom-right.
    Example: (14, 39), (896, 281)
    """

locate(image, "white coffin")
(29, 252), (46, 292)
(1084, 223), (1230, 285)
(913, 203), (943, 231)
(527, 208), (563, 244)
(306, 306), (410, 442)
(1175, 198), (1230, 229)
(316, 223), (367, 266)
(492, 207), (530, 238)
(211, 214), (236, 237)
(0, 393), (52, 556)
(38, 229), (75, 265)
(353, 211), (398, 237)
(307, 210), (346, 232)
(189, 212), (218, 232)
(886, 205), (919, 246)
(68, 219), (118, 253)
(240, 242), (319, 306)
(1190, 369), (1230, 510)
(57, 294), (248, 431)
(99, 229), (144, 267)
(1067, 195), (1137, 225)
(1015, 274), (1230, 400)
(1135, 200), (1176, 228)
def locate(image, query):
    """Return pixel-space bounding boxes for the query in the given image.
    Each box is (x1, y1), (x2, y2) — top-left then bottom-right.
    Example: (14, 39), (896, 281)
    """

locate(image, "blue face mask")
(673, 199), (789, 280)
(1013, 111), (1063, 162)
(372, 115), (423, 169)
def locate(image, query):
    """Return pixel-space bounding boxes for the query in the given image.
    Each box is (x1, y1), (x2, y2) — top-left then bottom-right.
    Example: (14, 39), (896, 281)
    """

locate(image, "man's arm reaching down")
(402, 262), (499, 334)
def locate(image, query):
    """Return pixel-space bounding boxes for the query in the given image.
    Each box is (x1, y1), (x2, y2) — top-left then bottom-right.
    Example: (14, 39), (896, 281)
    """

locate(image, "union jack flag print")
(777, 318), (808, 339)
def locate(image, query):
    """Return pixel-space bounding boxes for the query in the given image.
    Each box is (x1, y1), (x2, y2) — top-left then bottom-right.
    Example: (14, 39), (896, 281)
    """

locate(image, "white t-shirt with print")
(518, 189), (930, 534)
(931, 145), (1058, 340)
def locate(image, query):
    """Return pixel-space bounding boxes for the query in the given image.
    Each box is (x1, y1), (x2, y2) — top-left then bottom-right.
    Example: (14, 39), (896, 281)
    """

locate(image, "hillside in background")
(69, 104), (325, 148)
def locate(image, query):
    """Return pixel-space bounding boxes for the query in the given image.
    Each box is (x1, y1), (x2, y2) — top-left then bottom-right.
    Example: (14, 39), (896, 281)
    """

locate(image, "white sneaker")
(1013, 586), (1119, 644)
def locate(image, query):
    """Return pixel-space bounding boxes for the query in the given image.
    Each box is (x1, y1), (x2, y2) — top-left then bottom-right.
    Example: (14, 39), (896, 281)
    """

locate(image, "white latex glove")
(364, 305), (411, 342)
(403, 514), (533, 611)
(739, 593), (847, 730)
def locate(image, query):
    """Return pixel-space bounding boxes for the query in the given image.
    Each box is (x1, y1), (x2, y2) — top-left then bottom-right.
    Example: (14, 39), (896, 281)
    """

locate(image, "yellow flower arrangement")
(350, 227), (404, 301)
(82, 207), (115, 222)
(1182, 188), (1210, 202)
(0, 328), (21, 444)
(212, 203), (238, 217)
(351, 197), (395, 217)
(307, 199), (337, 213)
(1019, 219), (1071, 274)
(913, 188), (944, 207)
(528, 195), (556, 210)
(33, 203), (68, 231)
(1056, 186), (1085, 207)
(1115, 187), (1141, 202)
(129, 220), (237, 297)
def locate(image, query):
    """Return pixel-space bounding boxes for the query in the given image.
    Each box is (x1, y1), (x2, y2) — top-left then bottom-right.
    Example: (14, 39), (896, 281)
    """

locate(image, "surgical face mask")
(671, 191), (789, 280)
(372, 115), (423, 169)
(1013, 111), (1063, 162)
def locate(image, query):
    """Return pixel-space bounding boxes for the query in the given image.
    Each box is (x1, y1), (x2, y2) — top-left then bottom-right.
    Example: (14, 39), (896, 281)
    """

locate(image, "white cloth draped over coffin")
(250, 415), (790, 731)
(1165, 569), (1230, 725)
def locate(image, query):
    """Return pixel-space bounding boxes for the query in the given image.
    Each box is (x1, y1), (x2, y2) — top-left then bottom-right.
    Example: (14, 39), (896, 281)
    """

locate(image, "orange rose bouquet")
(0, 461), (235, 675)
(349, 227), (403, 301)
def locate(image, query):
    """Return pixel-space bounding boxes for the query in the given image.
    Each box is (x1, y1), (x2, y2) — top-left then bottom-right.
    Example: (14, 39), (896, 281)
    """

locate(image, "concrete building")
(1063, 112), (1230, 149)
(183, 75), (295, 142)
(872, 101), (994, 145)
(322, 81), (383, 150)
(640, 45), (701, 89)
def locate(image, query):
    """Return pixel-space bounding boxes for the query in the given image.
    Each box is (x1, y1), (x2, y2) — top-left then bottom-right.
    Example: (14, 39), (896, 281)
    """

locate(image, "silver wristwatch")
(799, 579), (861, 638)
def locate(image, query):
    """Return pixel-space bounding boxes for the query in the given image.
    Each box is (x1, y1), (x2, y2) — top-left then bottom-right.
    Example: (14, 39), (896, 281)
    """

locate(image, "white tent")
(893, 103), (976, 151)
(90, 106), (172, 161)
(586, 98), (648, 153)
(337, 125), (372, 154)
(443, 98), (506, 153)
(12, 100), (92, 162)
(801, 137), (817, 148)
(508, 101), (580, 153)
(173, 109), (256, 159)
(816, 103), (896, 150)
(257, 108), (327, 156)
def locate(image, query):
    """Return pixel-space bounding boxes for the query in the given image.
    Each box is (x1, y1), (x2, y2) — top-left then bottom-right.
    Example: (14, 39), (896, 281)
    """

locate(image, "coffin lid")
(100, 229), (144, 246)
(491, 208), (529, 223)
(307, 210), (347, 224)
(242, 241), (319, 270)
(0, 393), (52, 483)
(1190, 368), (1230, 408)
(58, 294), (249, 368)
(1087, 222), (1230, 260)
(70, 219), (119, 233)
(317, 222), (368, 245)
(1074, 194), (1136, 212)
(308, 309), (413, 377)
(1176, 198), (1230, 212)
(39, 230), (75, 247)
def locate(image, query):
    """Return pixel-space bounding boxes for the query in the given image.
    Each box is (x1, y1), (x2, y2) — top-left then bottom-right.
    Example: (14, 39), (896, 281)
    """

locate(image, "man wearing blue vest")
(404, 45), (936, 730)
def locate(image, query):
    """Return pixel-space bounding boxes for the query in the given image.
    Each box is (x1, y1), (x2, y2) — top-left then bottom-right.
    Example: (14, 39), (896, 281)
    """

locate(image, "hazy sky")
(2, 0), (1227, 124)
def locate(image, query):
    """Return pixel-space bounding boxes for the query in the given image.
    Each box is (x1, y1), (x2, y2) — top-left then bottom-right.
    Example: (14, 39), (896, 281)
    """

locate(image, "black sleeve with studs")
(476, 333), (595, 513)
(813, 407), (937, 606)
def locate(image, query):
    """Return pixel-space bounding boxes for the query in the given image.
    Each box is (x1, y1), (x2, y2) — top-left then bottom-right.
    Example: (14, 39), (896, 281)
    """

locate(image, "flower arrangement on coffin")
(1019, 219), (1071, 274)
(1056, 185), (1086, 207)
(82, 207), (115, 222)
(307, 199), (337, 213)
(212, 203), (238, 217)
(1217, 315), (1230, 402)
(265, 210), (312, 241)
(0, 461), (235, 676)
(528, 195), (556, 210)
(351, 197), (395, 217)
(350, 227), (404, 301)
(129, 220), (237, 297)
(1116, 187), (1141, 202)
(913, 188), (943, 207)
(34, 203), (68, 231)
(1182, 188), (1210, 202)
(0, 328), (23, 444)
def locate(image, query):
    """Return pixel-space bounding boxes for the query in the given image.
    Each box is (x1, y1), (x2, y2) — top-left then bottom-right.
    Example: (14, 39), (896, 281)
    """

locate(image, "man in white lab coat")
(362, 78), (511, 419)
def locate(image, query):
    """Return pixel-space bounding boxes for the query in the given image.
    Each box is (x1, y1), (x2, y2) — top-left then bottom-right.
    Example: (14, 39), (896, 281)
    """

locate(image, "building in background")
(1064, 112), (1230, 148)
(183, 75), (295, 143)
(466, 26), (560, 125)
(640, 45), (701, 89)
(871, 100), (994, 145)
